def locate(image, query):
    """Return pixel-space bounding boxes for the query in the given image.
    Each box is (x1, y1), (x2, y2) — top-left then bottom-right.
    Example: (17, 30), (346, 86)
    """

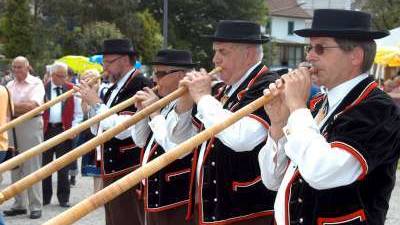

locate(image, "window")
(288, 21), (294, 35)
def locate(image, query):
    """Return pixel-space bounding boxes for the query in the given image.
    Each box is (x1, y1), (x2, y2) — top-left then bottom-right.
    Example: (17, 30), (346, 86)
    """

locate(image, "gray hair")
(234, 43), (264, 61)
(50, 61), (68, 75)
(12, 56), (30, 67)
(334, 38), (377, 73)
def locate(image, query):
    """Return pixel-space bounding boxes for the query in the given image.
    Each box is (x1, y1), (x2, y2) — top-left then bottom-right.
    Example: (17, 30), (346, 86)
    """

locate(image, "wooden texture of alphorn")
(0, 76), (101, 134)
(0, 93), (139, 173)
(0, 67), (221, 204)
(43, 91), (274, 225)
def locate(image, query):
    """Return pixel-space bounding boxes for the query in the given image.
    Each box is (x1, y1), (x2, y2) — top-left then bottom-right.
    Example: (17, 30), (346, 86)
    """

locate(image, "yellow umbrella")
(58, 55), (103, 74)
(375, 47), (400, 67)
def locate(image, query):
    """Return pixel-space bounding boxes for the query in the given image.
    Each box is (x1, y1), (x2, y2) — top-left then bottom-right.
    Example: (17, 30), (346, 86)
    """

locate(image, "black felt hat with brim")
(294, 9), (389, 40)
(150, 49), (197, 68)
(203, 20), (269, 44)
(98, 39), (136, 55)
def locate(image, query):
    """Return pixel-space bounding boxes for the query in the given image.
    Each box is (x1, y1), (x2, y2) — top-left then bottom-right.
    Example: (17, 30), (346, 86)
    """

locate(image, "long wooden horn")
(0, 67), (222, 204)
(0, 76), (101, 134)
(42, 89), (274, 225)
(0, 87), (152, 173)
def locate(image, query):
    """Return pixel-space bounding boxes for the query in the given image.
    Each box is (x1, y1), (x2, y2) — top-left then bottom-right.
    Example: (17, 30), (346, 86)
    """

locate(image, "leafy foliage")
(3, 0), (33, 58)
(362, 0), (400, 30)
(0, 0), (267, 74)
(139, 0), (268, 69)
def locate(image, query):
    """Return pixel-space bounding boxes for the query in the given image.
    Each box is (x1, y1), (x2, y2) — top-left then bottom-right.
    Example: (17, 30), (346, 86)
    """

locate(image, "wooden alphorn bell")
(0, 67), (222, 204)
(0, 76), (102, 134)
(42, 86), (275, 225)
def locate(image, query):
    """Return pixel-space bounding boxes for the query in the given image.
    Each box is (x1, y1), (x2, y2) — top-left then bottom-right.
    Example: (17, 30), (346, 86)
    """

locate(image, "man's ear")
(351, 46), (364, 68)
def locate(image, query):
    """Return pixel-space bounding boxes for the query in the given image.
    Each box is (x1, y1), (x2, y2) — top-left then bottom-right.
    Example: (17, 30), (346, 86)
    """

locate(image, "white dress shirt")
(136, 100), (196, 165)
(89, 68), (135, 139)
(258, 74), (368, 225)
(49, 81), (83, 127)
(169, 62), (268, 183)
(49, 81), (63, 123)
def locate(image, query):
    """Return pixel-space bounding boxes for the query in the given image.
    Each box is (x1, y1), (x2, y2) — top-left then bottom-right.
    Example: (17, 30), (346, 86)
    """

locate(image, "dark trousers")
(42, 125), (72, 204)
(103, 176), (145, 225)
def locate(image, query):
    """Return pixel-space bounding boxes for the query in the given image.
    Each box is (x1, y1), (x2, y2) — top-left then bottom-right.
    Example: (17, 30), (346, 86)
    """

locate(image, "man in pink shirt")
(4, 56), (45, 219)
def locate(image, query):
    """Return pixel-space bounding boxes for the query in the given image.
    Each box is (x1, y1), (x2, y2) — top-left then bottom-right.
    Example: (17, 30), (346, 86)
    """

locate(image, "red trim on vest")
(186, 145), (201, 220)
(232, 176), (262, 191)
(119, 111), (135, 116)
(330, 141), (368, 180)
(165, 168), (191, 182)
(309, 93), (324, 111)
(43, 82), (75, 133)
(317, 209), (366, 225)
(198, 211), (274, 225)
(143, 142), (191, 213)
(336, 81), (377, 118)
(119, 143), (137, 153)
(248, 114), (270, 130)
(285, 170), (301, 225)
(198, 138), (272, 225)
(236, 66), (268, 101)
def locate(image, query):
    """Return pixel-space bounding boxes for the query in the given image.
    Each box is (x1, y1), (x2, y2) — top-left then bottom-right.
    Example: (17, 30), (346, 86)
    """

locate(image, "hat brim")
(148, 61), (198, 68)
(294, 29), (389, 40)
(95, 50), (136, 56)
(202, 34), (270, 44)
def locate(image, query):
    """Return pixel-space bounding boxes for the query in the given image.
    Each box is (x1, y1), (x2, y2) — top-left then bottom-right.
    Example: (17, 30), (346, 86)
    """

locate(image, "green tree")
(363, 0), (400, 30)
(80, 21), (125, 55)
(122, 10), (163, 63)
(3, 0), (33, 58)
(139, 0), (268, 68)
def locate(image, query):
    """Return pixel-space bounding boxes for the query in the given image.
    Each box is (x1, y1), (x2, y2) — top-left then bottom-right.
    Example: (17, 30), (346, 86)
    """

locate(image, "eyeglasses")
(306, 44), (341, 55)
(153, 70), (184, 78)
(103, 56), (125, 65)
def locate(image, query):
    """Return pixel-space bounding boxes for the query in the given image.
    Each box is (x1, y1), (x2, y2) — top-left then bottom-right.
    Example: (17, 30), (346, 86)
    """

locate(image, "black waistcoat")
(196, 65), (279, 224)
(287, 77), (400, 225)
(144, 105), (196, 212)
(101, 70), (153, 179)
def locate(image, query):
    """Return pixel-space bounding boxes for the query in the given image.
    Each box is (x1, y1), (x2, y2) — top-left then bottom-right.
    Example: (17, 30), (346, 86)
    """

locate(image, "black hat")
(203, 20), (269, 44)
(150, 49), (197, 68)
(98, 39), (136, 55)
(295, 9), (389, 40)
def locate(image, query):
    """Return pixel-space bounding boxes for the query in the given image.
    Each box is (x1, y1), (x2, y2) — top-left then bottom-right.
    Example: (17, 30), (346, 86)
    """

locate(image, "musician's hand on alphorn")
(281, 67), (311, 113)
(134, 87), (161, 118)
(181, 68), (212, 103)
(74, 80), (102, 106)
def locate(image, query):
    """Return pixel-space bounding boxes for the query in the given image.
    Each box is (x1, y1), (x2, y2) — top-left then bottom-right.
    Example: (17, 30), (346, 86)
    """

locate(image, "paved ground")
(0, 170), (399, 225)
(0, 172), (105, 225)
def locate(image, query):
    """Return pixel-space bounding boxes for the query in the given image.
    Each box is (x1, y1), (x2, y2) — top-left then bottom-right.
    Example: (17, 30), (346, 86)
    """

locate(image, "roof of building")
(266, 0), (311, 19)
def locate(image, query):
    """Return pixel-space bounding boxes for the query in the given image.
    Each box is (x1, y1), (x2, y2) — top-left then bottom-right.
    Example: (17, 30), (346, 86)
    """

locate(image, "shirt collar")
(325, 73), (369, 112)
(51, 80), (62, 89)
(227, 61), (261, 96)
(115, 67), (135, 90)
(16, 73), (36, 84)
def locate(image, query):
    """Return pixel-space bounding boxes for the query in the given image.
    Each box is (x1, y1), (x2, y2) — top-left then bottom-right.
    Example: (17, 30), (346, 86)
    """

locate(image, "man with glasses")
(41, 62), (83, 208)
(170, 20), (278, 225)
(259, 9), (400, 225)
(76, 39), (152, 225)
(119, 49), (197, 225)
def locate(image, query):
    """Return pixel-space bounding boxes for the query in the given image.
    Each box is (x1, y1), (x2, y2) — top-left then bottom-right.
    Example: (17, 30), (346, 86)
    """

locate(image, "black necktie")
(54, 86), (62, 96)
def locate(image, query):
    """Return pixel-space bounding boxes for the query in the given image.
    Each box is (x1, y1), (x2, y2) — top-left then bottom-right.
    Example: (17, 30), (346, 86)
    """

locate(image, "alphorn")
(0, 67), (222, 204)
(0, 76), (101, 134)
(43, 88), (274, 225)
(0, 86), (156, 173)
